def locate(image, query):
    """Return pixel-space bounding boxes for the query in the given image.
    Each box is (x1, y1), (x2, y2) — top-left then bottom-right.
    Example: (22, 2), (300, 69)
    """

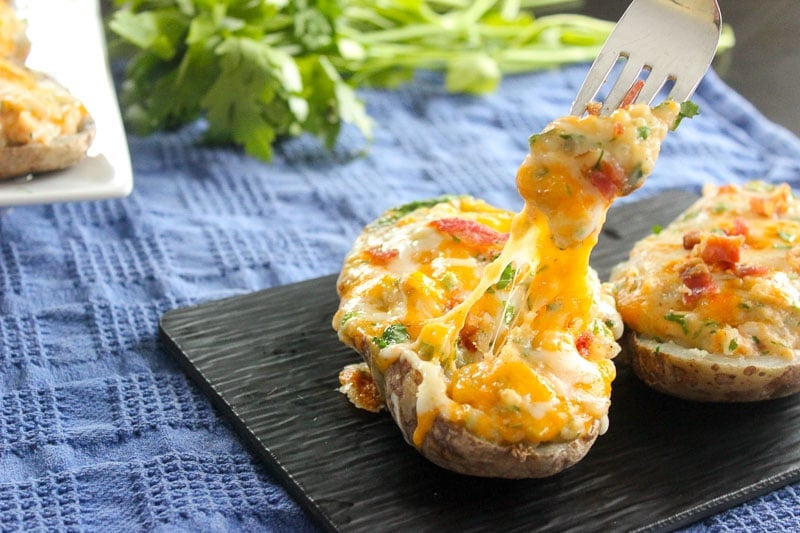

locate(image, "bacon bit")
(458, 324), (480, 353)
(575, 331), (592, 358)
(683, 230), (702, 250)
(686, 224), (749, 256)
(717, 184), (739, 195)
(734, 264), (770, 278)
(587, 158), (626, 200)
(429, 218), (508, 251)
(680, 259), (719, 306)
(586, 102), (602, 116)
(458, 309), (485, 353)
(339, 363), (384, 413)
(620, 79), (645, 108)
(696, 233), (744, 269)
(725, 217), (750, 238)
(749, 184), (792, 218)
(362, 246), (399, 265)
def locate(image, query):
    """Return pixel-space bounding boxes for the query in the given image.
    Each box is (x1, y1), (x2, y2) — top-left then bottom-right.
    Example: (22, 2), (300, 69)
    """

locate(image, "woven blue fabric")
(1, 63), (800, 531)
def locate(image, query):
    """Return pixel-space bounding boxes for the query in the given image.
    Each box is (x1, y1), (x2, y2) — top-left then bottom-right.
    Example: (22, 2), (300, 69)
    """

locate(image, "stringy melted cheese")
(611, 181), (800, 360)
(335, 102), (680, 447)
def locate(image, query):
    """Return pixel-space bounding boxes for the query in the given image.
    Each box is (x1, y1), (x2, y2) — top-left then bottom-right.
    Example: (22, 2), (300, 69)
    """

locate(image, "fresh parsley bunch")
(107, 1), (617, 161)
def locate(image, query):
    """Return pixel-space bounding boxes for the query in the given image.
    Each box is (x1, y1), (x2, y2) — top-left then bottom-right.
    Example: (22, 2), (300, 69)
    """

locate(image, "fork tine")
(569, 51), (620, 115)
(571, 0), (721, 116)
(667, 74), (704, 103)
(634, 69), (671, 105)
(600, 58), (647, 115)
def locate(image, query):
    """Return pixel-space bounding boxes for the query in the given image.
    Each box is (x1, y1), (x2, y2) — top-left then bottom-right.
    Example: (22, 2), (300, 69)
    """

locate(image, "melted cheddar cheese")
(611, 181), (800, 360)
(1, 1), (88, 150)
(0, 57), (89, 147)
(0, 0), (28, 63)
(335, 102), (680, 448)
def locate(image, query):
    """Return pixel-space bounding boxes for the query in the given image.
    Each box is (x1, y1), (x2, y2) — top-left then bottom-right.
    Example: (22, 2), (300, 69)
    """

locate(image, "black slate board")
(160, 190), (800, 532)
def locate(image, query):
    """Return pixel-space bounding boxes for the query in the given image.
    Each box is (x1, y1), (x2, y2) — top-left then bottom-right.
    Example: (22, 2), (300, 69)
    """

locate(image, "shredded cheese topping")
(611, 181), (800, 360)
(1, 2), (88, 149)
(335, 102), (680, 448)
(0, 57), (89, 147)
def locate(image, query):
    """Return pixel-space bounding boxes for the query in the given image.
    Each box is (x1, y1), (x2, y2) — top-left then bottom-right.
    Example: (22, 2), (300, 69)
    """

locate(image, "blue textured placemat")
(2, 63), (800, 531)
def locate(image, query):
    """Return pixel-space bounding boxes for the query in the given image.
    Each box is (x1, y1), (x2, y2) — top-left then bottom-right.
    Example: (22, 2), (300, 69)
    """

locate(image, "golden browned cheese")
(335, 102), (681, 453)
(1, 57), (89, 148)
(611, 181), (800, 360)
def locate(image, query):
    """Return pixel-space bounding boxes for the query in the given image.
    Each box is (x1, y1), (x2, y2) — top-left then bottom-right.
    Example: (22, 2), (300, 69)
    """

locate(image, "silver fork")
(570, 0), (722, 116)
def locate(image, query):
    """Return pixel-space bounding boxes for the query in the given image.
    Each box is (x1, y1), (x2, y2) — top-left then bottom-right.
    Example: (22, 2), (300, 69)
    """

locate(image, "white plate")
(0, 0), (133, 206)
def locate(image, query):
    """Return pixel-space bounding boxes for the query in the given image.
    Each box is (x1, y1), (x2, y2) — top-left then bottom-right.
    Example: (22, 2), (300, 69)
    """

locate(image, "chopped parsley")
(637, 126), (650, 140)
(672, 101), (700, 130)
(378, 196), (454, 225)
(665, 311), (689, 334)
(340, 310), (357, 326)
(373, 324), (410, 348)
(728, 338), (739, 352)
(652, 224), (664, 235)
(504, 305), (516, 325)
(494, 263), (516, 291)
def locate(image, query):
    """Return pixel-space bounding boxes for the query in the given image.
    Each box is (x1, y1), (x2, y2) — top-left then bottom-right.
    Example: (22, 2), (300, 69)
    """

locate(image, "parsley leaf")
(373, 324), (410, 349)
(109, 2), (732, 163)
(672, 101), (700, 130)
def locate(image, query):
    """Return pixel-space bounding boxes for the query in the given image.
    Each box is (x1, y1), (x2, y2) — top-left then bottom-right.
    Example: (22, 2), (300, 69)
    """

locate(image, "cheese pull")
(334, 102), (680, 478)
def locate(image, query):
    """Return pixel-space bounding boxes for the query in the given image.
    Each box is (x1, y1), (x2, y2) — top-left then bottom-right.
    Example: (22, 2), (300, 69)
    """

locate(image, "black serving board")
(160, 190), (800, 532)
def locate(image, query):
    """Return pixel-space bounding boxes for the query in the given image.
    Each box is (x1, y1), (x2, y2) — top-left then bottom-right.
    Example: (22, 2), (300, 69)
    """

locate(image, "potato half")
(611, 182), (800, 402)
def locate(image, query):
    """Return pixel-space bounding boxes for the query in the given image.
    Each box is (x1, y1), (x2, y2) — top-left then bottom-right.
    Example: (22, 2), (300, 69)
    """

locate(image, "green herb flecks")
(108, 0), (633, 162)
(636, 126), (650, 140)
(672, 101), (700, 130)
(378, 196), (454, 225)
(340, 310), (358, 326)
(504, 304), (516, 325)
(665, 311), (689, 334)
(373, 323), (410, 349)
(495, 263), (516, 291)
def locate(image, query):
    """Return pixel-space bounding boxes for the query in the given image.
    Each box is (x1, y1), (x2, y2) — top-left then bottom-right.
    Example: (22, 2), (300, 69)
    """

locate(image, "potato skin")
(630, 334), (800, 402)
(0, 117), (95, 180)
(352, 334), (599, 479)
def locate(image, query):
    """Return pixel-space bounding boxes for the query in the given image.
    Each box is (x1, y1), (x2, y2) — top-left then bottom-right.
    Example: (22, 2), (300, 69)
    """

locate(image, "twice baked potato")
(334, 102), (681, 477)
(610, 182), (800, 401)
(1, 0), (94, 180)
(0, 57), (95, 180)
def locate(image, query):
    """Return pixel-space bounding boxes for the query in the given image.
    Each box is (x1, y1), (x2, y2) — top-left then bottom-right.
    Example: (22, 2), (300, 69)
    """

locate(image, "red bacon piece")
(734, 264), (770, 278)
(726, 217), (750, 238)
(587, 158), (626, 200)
(429, 218), (508, 250)
(363, 246), (399, 265)
(575, 331), (592, 358)
(683, 230), (702, 250)
(749, 185), (791, 218)
(697, 233), (743, 269)
(619, 79), (645, 108)
(680, 260), (719, 306)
